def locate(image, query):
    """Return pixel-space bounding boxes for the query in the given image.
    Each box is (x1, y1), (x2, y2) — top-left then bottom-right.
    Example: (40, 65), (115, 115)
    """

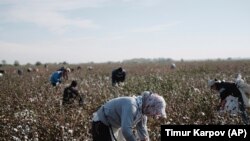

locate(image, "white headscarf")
(141, 91), (167, 118)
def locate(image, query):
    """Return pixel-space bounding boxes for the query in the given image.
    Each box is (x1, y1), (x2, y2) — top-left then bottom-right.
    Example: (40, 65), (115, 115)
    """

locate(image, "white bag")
(235, 74), (250, 107)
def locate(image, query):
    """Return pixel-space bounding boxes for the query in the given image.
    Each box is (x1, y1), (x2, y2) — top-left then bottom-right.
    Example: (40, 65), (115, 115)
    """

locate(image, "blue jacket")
(50, 71), (62, 84)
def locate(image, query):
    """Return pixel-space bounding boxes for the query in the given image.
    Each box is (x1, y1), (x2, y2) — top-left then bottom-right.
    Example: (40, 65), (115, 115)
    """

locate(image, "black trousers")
(92, 121), (112, 141)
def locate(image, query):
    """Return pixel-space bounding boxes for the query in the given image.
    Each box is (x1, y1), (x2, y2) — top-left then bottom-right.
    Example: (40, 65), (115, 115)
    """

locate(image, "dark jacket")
(63, 86), (83, 105)
(214, 81), (249, 124)
(214, 82), (242, 101)
(112, 68), (126, 86)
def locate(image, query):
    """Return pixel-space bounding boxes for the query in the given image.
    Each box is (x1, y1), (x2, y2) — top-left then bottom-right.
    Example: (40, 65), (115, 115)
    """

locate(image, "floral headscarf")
(141, 91), (167, 118)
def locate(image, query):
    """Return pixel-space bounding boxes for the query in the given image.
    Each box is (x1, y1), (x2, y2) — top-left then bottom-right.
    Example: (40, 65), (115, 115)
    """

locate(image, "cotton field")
(0, 60), (250, 141)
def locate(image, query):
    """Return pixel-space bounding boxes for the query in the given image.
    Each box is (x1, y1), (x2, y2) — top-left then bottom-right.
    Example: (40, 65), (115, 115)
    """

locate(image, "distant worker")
(111, 67), (126, 86)
(50, 68), (68, 86)
(17, 69), (23, 75)
(170, 63), (176, 69)
(63, 80), (83, 106)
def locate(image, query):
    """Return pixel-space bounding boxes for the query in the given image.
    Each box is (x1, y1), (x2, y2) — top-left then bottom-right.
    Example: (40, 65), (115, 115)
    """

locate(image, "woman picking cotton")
(91, 91), (167, 141)
(208, 77), (250, 125)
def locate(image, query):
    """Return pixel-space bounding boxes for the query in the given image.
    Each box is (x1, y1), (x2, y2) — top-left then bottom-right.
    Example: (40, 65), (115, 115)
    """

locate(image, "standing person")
(208, 79), (249, 125)
(111, 67), (126, 86)
(91, 91), (167, 141)
(63, 80), (83, 106)
(50, 68), (67, 86)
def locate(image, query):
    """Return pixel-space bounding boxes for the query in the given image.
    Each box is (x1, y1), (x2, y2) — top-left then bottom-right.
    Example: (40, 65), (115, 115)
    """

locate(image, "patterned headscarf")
(141, 91), (167, 118)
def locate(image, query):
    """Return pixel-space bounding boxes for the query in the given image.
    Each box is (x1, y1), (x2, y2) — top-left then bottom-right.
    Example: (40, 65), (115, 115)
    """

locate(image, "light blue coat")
(95, 96), (149, 141)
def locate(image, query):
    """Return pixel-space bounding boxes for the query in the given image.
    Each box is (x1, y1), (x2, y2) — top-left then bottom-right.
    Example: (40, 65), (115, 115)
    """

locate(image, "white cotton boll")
(191, 86), (201, 94)
(25, 125), (30, 133)
(20, 111), (25, 117)
(200, 112), (205, 116)
(13, 128), (18, 132)
(105, 76), (109, 81)
(14, 112), (19, 118)
(65, 123), (69, 127)
(34, 132), (39, 138)
(194, 88), (201, 93)
(12, 136), (21, 141)
(24, 135), (28, 141)
(68, 129), (73, 135)
(17, 125), (22, 129)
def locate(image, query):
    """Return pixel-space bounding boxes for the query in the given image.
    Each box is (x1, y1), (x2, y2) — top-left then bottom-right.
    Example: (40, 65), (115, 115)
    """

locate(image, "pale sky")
(0, 0), (249, 64)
